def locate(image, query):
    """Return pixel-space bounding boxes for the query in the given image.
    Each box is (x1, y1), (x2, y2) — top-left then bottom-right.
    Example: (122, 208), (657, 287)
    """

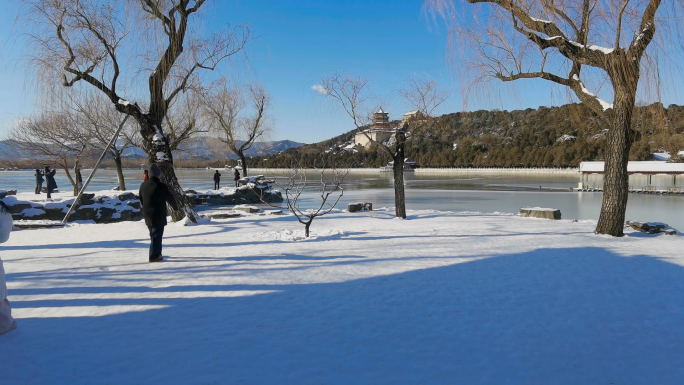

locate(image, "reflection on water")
(0, 168), (682, 230)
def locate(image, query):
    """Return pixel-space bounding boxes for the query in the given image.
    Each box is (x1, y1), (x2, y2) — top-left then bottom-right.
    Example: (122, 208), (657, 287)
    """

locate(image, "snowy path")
(1, 209), (683, 384)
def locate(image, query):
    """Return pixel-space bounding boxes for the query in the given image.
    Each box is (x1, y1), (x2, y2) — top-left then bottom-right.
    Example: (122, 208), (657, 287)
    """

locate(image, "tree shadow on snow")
(2, 247), (684, 384)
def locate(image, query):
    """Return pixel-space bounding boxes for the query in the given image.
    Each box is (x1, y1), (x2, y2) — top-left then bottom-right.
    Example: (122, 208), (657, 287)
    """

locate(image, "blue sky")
(0, 1), (682, 144)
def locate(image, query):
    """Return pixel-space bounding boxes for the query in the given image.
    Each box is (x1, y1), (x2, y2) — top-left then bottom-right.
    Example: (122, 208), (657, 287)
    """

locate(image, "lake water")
(1, 168), (682, 230)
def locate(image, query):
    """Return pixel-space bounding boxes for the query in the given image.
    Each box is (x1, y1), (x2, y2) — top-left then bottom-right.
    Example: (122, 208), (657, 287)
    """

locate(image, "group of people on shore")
(212, 167), (241, 190)
(34, 166), (62, 199)
(34, 166), (85, 199)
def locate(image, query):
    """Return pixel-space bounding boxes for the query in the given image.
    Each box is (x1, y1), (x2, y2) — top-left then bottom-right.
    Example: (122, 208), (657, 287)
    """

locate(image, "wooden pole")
(62, 115), (130, 224)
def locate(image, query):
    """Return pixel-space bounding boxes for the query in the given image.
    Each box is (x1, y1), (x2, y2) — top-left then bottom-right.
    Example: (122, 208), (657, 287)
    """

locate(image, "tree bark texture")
(392, 132), (407, 219)
(72, 160), (80, 196)
(595, 57), (639, 236)
(137, 116), (199, 223)
(239, 152), (248, 178)
(113, 154), (126, 191)
(305, 221), (311, 237)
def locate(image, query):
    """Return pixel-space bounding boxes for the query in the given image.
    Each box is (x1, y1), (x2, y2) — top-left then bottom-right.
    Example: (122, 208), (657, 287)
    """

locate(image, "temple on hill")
(355, 107), (397, 147)
(371, 107), (391, 129)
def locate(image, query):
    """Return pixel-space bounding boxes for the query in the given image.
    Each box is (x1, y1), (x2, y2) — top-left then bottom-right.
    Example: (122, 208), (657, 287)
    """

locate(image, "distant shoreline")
(244, 167), (579, 176)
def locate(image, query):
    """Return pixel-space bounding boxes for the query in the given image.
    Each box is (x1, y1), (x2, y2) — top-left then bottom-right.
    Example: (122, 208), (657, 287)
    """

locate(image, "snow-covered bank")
(3, 185), (282, 223)
(1, 210), (683, 384)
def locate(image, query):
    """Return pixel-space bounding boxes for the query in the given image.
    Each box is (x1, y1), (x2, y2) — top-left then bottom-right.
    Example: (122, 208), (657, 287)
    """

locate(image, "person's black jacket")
(139, 177), (179, 227)
(213, 172), (221, 182)
(35, 171), (44, 184)
(45, 170), (57, 190)
(234, 169), (240, 180)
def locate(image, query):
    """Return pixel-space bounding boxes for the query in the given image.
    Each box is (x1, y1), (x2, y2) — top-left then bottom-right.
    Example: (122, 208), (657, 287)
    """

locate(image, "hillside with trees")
(251, 103), (684, 169)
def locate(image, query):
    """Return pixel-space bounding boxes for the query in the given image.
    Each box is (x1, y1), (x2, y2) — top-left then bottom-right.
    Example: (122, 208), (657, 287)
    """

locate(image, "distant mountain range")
(170, 137), (306, 160)
(0, 137), (306, 163)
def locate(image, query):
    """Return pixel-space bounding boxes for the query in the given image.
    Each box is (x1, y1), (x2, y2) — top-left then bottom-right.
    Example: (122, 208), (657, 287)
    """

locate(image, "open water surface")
(1, 168), (682, 230)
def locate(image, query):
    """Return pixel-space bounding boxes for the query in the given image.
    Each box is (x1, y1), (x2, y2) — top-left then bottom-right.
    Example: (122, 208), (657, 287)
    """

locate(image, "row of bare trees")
(7, 81), (270, 196)
(8, 91), (137, 195)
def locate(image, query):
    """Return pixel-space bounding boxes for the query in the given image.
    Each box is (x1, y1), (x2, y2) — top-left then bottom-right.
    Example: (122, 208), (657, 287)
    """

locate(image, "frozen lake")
(1, 168), (682, 230)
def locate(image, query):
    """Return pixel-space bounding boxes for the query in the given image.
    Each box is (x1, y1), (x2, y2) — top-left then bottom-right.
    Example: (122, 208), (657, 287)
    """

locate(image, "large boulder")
(234, 205), (260, 214)
(70, 207), (98, 221)
(348, 202), (373, 212)
(96, 207), (119, 223)
(519, 207), (561, 220)
(0, 190), (15, 199)
(43, 208), (67, 221)
(203, 211), (241, 219)
(626, 221), (677, 235)
(8, 203), (33, 214)
(80, 193), (96, 206)
(117, 192), (136, 201)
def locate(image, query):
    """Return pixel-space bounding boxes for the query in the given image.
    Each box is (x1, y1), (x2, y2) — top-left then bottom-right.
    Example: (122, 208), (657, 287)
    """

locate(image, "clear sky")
(0, 1), (682, 144)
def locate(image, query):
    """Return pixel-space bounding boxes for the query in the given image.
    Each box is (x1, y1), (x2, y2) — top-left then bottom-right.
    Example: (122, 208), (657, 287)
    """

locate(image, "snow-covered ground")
(1, 209), (683, 384)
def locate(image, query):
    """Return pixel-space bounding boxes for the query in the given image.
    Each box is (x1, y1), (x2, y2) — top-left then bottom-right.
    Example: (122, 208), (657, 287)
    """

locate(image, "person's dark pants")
(47, 188), (53, 199)
(148, 225), (165, 260)
(35, 183), (42, 194)
(214, 181), (219, 189)
(235, 180), (239, 187)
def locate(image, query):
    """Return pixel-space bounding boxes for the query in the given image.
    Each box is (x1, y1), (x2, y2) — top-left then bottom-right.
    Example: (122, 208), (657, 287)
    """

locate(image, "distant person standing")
(139, 164), (178, 263)
(34, 168), (44, 194)
(233, 167), (241, 187)
(213, 170), (221, 190)
(44, 166), (57, 200)
(143, 169), (149, 181)
(0, 200), (16, 335)
(75, 167), (83, 191)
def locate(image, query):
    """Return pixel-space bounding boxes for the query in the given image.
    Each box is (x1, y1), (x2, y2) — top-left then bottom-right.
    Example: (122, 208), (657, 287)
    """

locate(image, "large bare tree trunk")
(113, 154), (126, 191)
(239, 152), (248, 177)
(72, 159), (80, 196)
(138, 117), (199, 223)
(595, 60), (639, 236)
(393, 134), (407, 219)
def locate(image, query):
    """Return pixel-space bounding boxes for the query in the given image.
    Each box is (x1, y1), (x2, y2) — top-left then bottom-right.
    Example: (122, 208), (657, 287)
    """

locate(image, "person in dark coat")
(44, 166), (57, 200)
(34, 169), (44, 194)
(213, 170), (221, 190)
(139, 164), (178, 262)
(233, 168), (241, 187)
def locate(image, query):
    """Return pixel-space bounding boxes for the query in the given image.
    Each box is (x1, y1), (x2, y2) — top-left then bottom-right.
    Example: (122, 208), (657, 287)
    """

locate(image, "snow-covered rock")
(626, 220), (677, 235)
(519, 207), (562, 220)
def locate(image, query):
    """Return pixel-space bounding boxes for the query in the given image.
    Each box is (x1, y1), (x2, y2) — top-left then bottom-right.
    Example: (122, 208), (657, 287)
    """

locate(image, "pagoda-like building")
(371, 108), (391, 129)
(354, 107), (396, 147)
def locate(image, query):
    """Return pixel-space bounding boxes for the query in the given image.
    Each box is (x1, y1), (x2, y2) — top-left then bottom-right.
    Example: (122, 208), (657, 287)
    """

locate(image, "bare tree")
(426, 0), (682, 236)
(23, 0), (252, 222)
(70, 91), (135, 191)
(255, 159), (348, 238)
(318, 73), (448, 219)
(201, 80), (270, 177)
(10, 111), (93, 195)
